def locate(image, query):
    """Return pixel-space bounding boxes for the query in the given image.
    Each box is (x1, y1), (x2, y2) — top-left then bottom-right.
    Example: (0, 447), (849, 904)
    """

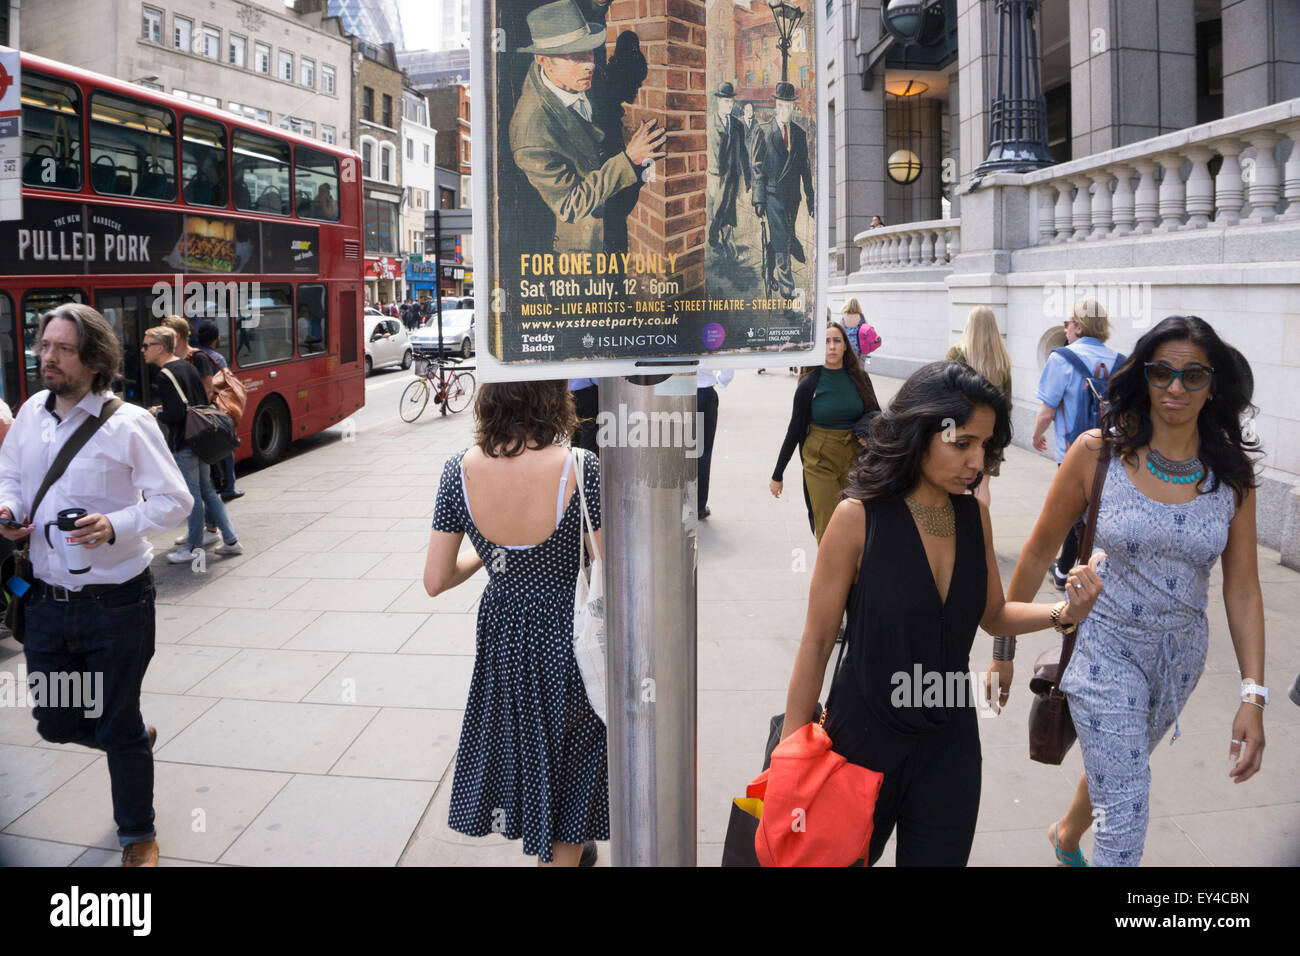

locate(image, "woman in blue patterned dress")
(988, 315), (1267, 867)
(423, 380), (605, 866)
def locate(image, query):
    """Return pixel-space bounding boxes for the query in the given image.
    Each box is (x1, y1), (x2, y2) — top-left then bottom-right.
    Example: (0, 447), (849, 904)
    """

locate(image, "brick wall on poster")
(606, 0), (708, 296)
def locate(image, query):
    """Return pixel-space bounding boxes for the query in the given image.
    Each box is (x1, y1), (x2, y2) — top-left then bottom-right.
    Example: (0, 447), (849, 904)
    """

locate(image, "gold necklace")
(905, 495), (955, 537)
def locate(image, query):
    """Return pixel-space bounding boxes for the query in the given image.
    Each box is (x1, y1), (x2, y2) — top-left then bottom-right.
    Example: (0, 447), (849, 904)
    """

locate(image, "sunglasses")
(1143, 361), (1213, 391)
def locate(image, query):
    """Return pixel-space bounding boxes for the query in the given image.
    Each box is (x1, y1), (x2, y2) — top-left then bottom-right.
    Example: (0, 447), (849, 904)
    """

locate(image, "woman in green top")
(946, 305), (1013, 506)
(771, 322), (880, 541)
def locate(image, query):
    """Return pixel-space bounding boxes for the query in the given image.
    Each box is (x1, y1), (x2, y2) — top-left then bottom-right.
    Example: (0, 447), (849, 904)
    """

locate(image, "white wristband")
(1240, 682), (1269, 705)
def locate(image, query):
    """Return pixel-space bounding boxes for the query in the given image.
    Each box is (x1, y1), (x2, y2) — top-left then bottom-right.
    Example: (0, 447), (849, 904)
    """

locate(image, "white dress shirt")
(539, 68), (594, 123)
(0, 389), (193, 589)
(697, 369), (735, 389)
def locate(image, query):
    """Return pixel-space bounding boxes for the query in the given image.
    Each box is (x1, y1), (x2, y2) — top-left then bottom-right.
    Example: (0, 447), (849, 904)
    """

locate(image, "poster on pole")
(473, 0), (827, 382)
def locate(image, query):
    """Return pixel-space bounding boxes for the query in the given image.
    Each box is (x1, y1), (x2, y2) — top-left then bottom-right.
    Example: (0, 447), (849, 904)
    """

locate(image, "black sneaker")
(579, 841), (597, 867)
(1050, 564), (1069, 591)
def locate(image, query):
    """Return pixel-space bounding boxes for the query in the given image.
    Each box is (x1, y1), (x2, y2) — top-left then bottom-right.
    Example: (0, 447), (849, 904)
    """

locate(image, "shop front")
(365, 256), (402, 307)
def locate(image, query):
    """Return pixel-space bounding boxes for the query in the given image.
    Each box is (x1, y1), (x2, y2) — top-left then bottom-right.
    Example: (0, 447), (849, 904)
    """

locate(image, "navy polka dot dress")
(432, 448), (608, 862)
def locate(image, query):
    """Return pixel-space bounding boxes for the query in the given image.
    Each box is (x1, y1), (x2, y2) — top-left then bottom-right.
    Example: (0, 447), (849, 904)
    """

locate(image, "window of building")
(89, 92), (176, 200)
(173, 88), (219, 107)
(142, 6), (162, 43)
(202, 25), (220, 60)
(460, 175), (471, 207)
(322, 65), (336, 95)
(300, 57), (315, 88)
(181, 116), (227, 208)
(255, 42), (271, 74)
(382, 93), (393, 127)
(297, 284), (328, 356)
(362, 87), (374, 122)
(279, 51), (293, 82)
(23, 290), (88, 400)
(140, 81), (164, 92)
(296, 147), (340, 222)
(380, 144), (392, 182)
(364, 198), (398, 254)
(237, 284), (294, 366)
(361, 139), (373, 178)
(232, 128), (290, 215)
(229, 35), (246, 68)
(228, 102), (271, 125)
(174, 16), (193, 52)
(423, 143), (430, 165)
(406, 137), (413, 160)
(21, 72), (82, 190)
(461, 135), (470, 164)
(411, 231), (422, 255)
(321, 125), (336, 144)
(439, 187), (455, 209)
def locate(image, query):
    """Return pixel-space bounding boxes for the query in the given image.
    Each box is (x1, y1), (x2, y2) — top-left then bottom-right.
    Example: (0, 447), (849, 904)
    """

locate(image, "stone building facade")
(353, 39), (405, 303)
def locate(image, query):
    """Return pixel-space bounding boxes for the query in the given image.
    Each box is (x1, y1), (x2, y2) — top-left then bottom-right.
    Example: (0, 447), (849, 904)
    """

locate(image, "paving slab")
(304, 653), (474, 710)
(398, 613), (478, 657)
(330, 707), (463, 782)
(272, 579), (409, 614)
(187, 649), (348, 702)
(0, 744), (97, 830)
(283, 611), (428, 654)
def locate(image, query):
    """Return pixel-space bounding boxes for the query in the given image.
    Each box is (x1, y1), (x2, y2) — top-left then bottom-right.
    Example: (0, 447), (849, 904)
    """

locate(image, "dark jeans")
(697, 385), (719, 512)
(572, 384), (600, 457)
(1056, 518), (1083, 575)
(23, 571), (157, 847)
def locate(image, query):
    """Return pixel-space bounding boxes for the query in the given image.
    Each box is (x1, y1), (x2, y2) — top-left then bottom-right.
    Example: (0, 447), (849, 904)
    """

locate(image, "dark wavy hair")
(37, 303), (122, 394)
(474, 379), (579, 458)
(1101, 315), (1259, 505)
(846, 361), (1012, 500)
(801, 321), (880, 412)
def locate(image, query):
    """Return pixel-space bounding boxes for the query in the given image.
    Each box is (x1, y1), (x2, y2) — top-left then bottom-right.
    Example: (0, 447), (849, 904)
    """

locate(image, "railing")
(1023, 98), (1300, 243)
(851, 218), (961, 270)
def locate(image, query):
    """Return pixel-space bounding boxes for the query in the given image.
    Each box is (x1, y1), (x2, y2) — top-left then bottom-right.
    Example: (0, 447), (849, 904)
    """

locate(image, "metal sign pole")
(600, 374), (698, 867)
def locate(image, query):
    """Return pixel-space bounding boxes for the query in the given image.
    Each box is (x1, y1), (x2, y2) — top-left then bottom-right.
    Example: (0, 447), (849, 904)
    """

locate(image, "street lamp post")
(975, 0), (1054, 174)
(767, 2), (804, 84)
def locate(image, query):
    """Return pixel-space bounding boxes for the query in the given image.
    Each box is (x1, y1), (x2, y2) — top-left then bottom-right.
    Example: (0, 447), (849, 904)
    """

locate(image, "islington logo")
(591, 334), (677, 348)
(582, 334), (595, 348)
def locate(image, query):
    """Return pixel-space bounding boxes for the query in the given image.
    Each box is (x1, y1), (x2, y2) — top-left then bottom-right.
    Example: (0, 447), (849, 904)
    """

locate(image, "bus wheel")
(250, 397), (290, 467)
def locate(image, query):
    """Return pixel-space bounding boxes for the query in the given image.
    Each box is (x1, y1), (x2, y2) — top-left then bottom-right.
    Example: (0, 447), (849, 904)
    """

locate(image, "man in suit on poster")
(509, 0), (666, 256)
(707, 81), (751, 261)
(751, 82), (814, 300)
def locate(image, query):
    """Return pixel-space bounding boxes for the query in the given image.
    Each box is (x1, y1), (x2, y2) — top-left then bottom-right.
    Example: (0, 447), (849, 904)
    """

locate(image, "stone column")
(835, 0), (886, 271)
(1222, 0), (1300, 116)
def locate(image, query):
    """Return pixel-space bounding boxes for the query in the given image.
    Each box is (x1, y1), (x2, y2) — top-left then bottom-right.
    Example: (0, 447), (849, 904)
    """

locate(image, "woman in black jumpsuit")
(778, 363), (1106, 866)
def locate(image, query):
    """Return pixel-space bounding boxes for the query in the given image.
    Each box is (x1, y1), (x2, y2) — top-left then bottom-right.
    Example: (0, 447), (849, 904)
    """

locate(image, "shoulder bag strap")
(573, 447), (601, 564)
(1054, 346), (1093, 380)
(159, 367), (190, 408)
(29, 398), (123, 521)
(1056, 441), (1112, 683)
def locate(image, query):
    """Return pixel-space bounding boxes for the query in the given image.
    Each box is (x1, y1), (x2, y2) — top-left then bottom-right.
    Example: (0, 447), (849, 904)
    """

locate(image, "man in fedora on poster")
(708, 81), (751, 261)
(510, 0), (666, 256)
(752, 82), (814, 300)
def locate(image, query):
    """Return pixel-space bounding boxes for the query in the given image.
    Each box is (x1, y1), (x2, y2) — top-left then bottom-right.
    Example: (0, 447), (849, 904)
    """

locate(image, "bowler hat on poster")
(774, 81), (798, 102)
(716, 81), (736, 99)
(519, 0), (607, 55)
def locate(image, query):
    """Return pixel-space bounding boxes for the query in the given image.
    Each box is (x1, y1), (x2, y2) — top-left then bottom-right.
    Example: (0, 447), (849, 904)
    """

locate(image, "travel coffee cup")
(44, 507), (91, 575)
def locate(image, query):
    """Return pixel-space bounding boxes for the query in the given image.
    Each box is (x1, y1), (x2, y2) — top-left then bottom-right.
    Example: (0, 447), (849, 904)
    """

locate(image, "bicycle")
(400, 352), (476, 422)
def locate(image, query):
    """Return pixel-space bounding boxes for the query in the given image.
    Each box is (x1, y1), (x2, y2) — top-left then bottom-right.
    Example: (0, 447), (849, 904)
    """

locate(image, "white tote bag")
(571, 448), (607, 724)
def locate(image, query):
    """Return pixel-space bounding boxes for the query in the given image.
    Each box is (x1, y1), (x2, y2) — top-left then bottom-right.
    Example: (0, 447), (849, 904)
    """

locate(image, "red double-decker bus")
(0, 53), (365, 465)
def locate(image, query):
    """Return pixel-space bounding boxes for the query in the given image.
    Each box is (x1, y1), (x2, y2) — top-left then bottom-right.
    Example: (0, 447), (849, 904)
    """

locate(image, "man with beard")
(752, 82), (814, 300)
(0, 304), (191, 867)
(707, 82), (751, 261)
(510, 0), (665, 256)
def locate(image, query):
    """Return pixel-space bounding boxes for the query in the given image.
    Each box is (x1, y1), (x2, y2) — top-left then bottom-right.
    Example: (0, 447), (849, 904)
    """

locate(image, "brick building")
(352, 40), (406, 304)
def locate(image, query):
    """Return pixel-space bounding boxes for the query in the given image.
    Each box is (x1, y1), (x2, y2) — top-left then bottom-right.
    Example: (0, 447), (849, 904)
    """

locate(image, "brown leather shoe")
(122, 840), (159, 867)
(147, 725), (156, 749)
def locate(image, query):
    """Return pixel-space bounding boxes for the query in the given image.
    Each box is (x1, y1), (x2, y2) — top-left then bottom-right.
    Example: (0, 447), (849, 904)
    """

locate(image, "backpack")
(1053, 347), (1126, 448)
(858, 322), (882, 356)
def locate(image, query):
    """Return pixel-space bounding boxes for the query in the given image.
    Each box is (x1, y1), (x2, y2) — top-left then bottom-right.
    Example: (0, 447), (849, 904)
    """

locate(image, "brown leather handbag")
(1028, 442), (1111, 765)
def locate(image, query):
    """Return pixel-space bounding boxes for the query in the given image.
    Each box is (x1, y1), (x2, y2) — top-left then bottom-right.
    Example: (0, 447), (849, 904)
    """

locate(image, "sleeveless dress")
(431, 448), (609, 862)
(824, 494), (988, 866)
(1061, 454), (1234, 867)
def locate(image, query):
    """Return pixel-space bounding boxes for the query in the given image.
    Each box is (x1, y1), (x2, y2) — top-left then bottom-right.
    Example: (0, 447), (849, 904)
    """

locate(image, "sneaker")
(122, 839), (159, 868)
(174, 530), (219, 547)
(1050, 564), (1069, 591)
(579, 841), (597, 867)
(214, 541), (243, 556)
(166, 547), (197, 564)
(221, 491), (245, 502)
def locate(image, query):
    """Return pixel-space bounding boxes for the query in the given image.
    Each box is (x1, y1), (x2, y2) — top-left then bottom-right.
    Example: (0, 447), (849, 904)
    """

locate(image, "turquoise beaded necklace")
(1146, 447), (1203, 484)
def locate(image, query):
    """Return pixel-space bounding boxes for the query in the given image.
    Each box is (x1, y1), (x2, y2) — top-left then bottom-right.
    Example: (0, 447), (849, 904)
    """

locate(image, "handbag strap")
(159, 367), (190, 408)
(29, 397), (123, 522)
(1056, 441), (1112, 685)
(820, 500), (877, 724)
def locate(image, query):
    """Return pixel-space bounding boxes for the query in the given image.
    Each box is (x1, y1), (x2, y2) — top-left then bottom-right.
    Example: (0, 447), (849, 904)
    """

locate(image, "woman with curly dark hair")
(770, 321), (880, 541)
(423, 379), (605, 867)
(777, 362), (1106, 865)
(989, 315), (1267, 867)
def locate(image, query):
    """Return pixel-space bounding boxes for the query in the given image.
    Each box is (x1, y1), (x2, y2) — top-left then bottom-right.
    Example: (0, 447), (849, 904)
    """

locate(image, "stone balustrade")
(851, 218), (961, 270)
(1024, 98), (1300, 244)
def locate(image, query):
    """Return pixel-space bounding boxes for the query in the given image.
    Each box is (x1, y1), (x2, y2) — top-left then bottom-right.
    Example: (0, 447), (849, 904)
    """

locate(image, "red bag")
(749, 720), (884, 867)
(858, 323), (883, 355)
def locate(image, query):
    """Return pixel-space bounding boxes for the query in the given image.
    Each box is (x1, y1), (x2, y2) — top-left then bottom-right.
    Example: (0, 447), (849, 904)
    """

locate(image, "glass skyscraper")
(327, 0), (406, 51)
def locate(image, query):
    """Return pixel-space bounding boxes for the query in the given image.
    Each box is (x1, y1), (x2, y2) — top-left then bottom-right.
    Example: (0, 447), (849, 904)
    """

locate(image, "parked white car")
(364, 314), (412, 375)
(410, 304), (475, 359)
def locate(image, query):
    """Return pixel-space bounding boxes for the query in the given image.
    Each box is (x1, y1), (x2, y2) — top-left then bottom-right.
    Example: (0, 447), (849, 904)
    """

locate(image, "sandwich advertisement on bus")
(473, 0), (828, 381)
(1, 198), (318, 275)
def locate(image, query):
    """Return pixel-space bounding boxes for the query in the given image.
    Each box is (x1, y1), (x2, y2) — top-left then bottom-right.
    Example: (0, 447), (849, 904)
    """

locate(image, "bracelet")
(1242, 699), (1265, 711)
(992, 635), (1016, 661)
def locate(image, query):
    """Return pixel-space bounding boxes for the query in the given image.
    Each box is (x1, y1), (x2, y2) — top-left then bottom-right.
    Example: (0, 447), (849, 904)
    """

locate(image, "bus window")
(233, 283), (293, 366)
(185, 291), (235, 368)
(89, 92), (176, 201)
(232, 129), (290, 216)
(0, 294), (19, 407)
(295, 147), (339, 221)
(21, 289), (89, 400)
(181, 116), (228, 208)
(297, 284), (327, 356)
(21, 73), (82, 190)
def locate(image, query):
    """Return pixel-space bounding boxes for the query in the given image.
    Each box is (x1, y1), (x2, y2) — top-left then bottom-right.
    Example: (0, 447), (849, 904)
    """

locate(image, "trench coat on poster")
(751, 118), (814, 263)
(708, 110), (751, 235)
(509, 62), (640, 256)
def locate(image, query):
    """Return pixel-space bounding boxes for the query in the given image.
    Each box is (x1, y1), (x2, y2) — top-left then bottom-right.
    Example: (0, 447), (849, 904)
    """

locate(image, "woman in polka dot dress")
(424, 380), (606, 866)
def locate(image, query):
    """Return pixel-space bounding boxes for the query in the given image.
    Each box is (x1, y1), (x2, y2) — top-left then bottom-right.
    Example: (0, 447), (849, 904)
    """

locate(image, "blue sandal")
(1052, 823), (1089, 867)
